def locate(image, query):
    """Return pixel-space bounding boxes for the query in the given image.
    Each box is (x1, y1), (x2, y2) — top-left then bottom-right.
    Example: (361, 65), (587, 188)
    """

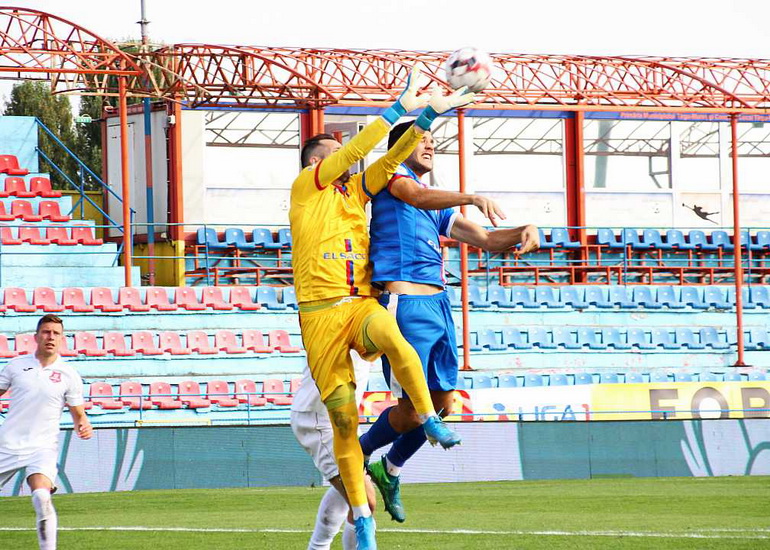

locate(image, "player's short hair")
(300, 133), (337, 168)
(388, 121), (415, 150)
(37, 314), (63, 333)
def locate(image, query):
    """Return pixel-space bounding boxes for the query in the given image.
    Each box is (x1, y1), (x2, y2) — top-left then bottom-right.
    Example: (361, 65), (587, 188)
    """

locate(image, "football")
(444, 47), (493, 93)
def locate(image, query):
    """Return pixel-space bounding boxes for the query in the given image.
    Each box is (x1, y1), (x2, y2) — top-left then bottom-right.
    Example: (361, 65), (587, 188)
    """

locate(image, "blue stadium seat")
(225, 228), (256, 251)
(560, 286), (588, 309)
(277, 228), (292, 248)
(537, 228), (555, 249)
(624, 372), (645, 384)
(709, 230), (733, 251)
(675, 328), (705, 350)
(466, 331), (483, 352)
(749, 286), (770, 309)
(622, 228), (650, 250)
(751, 231), (770, 251)
(282, 286), (298, 310)
(656, 286), (685, 309)
(574, 373), (594, 385)
(651, 328), (680, 350)
(577, 327), (606, 350)
(487, 285), (515, 308)
(550, 227), (581, 249)
(525, 374), (544, 387)
(674, 372), (694, 382)
(552, 327), (580, 349)
(502, 328), (532, 349)
(748, 371), (767, 381)
(469, 373), (494, 389)
(726, 286), (755, 309)
(650, 371), (671, 383)
(632, 286), (662, 309)
(748, 328), (769, 350)
(257, 286), (286, 310)
(498, 374), (518, 388)
(724, 372), (743, 382)
(534, 287), (564, 308)
(197, 227), (230, 251)
(602, 327), (632, 350)
(688, 230), (718, 251)
(529, 327), (557, 349)
(699, 372), (723, 382)
(608, 286), (637, 308)
(456, 376), (471, 390)
(367, 375), (389, 392)
(699, 327), (729, 350)
(600, 373), (619, 384)
(596, 228), (622, 249)
(468, 285), (491, 308)
(665, 229), (695, 250)
(642, 229), (666, 249)
(584, 286), (612, 308)
(446, 286), (461, 308)
(477, 329), (506, 351)
(252, 228), (280, 249)
(510, 286), (538, 308)
(703, 286), (730, 309)
(550, 374), (569, 386)
(680, 287), (708, 309)
(627, 328), (655, 350)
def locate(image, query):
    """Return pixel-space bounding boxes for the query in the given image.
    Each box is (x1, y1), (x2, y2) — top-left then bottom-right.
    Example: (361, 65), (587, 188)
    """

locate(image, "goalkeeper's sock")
(359, 406), (400, 456)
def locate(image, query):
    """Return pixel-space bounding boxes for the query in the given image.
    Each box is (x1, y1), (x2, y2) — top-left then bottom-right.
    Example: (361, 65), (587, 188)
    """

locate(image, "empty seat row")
(0, 199), (69, 222)
(466, 326), (748, 351)
(0, 224), (101, 245)
(197, 227), (292, 252)
(0, 176), (59, 197)
(452, 284), (770, 310)
(596, 228), (770, 252)
(0, 286), (297, 313)
(0, 329), (301, 358)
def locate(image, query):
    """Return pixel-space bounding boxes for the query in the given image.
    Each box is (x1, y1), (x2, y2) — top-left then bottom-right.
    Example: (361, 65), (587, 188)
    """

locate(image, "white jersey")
(292, 351), (374, 414)
(0, 355), (84, 454)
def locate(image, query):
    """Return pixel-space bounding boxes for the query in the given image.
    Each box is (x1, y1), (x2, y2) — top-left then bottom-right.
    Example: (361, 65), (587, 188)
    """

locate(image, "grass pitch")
(0, 477), (768, 549)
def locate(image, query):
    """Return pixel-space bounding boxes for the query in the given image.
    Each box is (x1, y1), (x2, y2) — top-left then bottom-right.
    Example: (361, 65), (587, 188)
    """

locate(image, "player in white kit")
(291, 351), (376, 550)
(0, 315), (93, 550)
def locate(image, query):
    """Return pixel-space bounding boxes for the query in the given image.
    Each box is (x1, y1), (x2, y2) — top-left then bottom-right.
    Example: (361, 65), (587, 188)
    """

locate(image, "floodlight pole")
(730, 114), (746, 367)
(139, 0), (156, 285)
(457, 109), (471, 370)
(119, 76), (133, 287)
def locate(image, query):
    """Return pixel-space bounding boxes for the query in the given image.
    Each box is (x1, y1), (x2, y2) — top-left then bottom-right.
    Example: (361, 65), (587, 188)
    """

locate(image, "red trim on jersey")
(314, 160), (325, 191)
(387, 173), (409, 192)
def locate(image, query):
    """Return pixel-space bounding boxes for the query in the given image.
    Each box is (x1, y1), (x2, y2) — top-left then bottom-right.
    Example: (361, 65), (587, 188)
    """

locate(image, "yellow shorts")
(299, 297), (394, 403)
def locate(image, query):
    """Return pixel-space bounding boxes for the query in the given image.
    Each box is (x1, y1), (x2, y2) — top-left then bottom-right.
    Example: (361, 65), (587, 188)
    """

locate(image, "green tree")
(74, 94), (105, 188)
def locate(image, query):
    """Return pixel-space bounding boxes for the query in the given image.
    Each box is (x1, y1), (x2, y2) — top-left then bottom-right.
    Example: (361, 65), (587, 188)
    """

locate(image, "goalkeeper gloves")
(382, 63), (430, 125)
(415, 86), (476, 131)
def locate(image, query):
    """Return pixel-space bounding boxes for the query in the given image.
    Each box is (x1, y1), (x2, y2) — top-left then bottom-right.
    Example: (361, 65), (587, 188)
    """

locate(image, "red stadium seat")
(33, 287), (65, 312)
(131, 331), (163, 355)
(3, 176), (33, 197)
(242, 329), (273, 353)
(215, 330), (247, 354)
(187, 331), (218, 354)
(149, 381), (182, 410)
(268, 330), (301, 353)
(206, 380), (239, 407)
(29, 177), (61, 198)
(88, 382), (124, 410)
(71, 225), (103, 245)
(58, 336), (77, 357)
(0, 389), (10, 412)
(0, 226), (21, 245)
(62, 287), (95, 312)
(173, 287), (205, 311)
(19, 225), (50, 245)
(119, 381), (153, 410)
(0, 335), (18, 358)
(234, 379), (267, 407)
(11, 200), (42, 222)
(0, 156), (29, 176)
(228, 286), (260, 311)
(46, 226), (77, 246)
(74, 332), (108, 357)
(118, 287), (151, 312)
(103, 332), (136, 356)
(0, 202), (14, 221)
(178, 380), (211, 409)
(290, 377), (301, 394)
(5, 288), (34, 312)
(145, 287), (178, 311)
(38, 200), (69, 222)
(262, 378), (293, 406)
(14, 333), (36, 355)
(91, 287), (122, 312)
(200, 287), (233, 310)
(158, 332), (192, 355)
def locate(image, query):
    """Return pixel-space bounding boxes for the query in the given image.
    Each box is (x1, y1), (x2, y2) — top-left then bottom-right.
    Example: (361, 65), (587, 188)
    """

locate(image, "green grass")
(1, 477), (769, 549)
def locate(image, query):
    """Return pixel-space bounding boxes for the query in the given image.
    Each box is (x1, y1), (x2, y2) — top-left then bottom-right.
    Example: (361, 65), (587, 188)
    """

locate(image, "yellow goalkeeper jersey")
(290, 118), (421, 303)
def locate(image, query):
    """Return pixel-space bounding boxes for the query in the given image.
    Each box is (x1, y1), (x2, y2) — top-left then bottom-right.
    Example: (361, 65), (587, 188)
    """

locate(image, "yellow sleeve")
(359, 125), (422, 200)
(315, 117), (391, 188)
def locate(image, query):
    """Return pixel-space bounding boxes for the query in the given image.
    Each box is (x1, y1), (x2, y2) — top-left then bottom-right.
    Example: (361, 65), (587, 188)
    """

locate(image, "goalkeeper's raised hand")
(415, 86), (476, 130)
(382, 63), (431, 125)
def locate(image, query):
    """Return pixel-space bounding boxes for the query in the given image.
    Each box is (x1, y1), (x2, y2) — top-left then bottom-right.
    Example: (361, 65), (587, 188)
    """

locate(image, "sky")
(16, 0), (770, 58)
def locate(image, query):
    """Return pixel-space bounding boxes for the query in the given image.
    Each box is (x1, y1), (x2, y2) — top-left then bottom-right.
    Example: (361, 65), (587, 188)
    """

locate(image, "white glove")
(382, 63), (431, 124)
(415, 86), (476, 130)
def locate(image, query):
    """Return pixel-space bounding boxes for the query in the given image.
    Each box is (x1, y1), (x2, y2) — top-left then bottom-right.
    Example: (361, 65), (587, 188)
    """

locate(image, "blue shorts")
(378, 291), (458, 397)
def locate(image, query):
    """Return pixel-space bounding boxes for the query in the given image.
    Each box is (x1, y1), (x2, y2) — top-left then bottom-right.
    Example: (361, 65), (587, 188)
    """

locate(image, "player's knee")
(324, 382), (358, 438)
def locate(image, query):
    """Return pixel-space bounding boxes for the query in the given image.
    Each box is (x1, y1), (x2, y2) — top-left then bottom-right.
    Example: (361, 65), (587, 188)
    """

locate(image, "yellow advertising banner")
(591, 382), (770, 421)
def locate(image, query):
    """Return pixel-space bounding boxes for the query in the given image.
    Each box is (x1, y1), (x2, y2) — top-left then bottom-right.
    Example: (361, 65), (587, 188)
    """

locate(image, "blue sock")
(359, 406), (400, 456)
(387, 426), (427, 468)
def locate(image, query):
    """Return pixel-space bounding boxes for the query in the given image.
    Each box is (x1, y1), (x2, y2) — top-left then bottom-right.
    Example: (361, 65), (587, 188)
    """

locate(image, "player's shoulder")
(4, 355), (33, 370)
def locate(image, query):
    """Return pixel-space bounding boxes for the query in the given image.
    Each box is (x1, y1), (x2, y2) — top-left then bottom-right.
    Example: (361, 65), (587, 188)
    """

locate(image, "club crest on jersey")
(49, 371), (62, 383)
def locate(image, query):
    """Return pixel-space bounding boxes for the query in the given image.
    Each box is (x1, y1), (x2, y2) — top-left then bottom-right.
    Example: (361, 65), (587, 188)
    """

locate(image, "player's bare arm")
(449, 217), (540, 253)
(69, 405), (93, 440)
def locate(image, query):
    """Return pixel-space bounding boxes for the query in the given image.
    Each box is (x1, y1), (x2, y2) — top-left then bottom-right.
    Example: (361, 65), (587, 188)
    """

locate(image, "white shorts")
(290, 410), (338, 481)
(0, 448), (58, 489)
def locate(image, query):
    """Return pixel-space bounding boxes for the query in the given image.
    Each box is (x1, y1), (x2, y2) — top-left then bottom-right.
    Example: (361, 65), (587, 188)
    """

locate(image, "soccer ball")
(444, 47), (493, 93)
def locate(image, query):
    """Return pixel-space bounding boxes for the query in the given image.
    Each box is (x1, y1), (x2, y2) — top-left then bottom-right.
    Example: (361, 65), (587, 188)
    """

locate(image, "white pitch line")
(0, 526), (767, 539)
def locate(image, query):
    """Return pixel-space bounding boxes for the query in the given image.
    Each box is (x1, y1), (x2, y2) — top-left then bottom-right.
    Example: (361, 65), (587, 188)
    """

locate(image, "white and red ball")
(444, 47), (493, 93)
